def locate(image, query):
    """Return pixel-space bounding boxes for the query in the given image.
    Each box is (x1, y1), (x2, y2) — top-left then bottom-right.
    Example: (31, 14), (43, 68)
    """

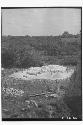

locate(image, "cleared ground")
(1, 65), (75, 119)
(9, 65), (74, 81)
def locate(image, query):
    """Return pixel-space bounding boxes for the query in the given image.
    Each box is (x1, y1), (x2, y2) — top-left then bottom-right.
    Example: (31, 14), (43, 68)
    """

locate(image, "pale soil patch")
(9, 65), (74, 81)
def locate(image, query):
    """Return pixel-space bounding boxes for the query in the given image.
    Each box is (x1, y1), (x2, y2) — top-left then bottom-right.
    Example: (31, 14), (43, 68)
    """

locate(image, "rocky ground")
(1, 65), (81, 120)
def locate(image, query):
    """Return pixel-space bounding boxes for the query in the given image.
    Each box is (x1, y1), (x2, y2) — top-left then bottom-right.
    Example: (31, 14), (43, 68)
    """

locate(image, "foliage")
(1, 33), (82, 119)
(1, 34), (81, 68)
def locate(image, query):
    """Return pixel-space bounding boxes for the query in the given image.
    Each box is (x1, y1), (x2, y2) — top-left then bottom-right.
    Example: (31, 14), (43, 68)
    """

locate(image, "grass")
(2, 68), (72, 119)
(1, 34), (82, 120)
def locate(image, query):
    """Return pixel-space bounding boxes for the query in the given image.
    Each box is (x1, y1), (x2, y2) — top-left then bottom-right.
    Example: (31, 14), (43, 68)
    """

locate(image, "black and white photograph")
(1, 7), (82, 121)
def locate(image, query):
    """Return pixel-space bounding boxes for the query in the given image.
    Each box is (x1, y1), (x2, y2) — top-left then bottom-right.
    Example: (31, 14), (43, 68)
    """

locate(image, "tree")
(62, 31), (70, 37)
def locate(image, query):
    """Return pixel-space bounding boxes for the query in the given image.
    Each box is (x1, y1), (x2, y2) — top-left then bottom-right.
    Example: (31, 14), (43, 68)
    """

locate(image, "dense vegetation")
(1, 32), (82, 120)
(1, 33), (81, 68)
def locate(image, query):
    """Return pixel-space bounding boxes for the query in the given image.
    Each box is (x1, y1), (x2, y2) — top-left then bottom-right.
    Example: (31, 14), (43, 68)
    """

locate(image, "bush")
(19, 57), (41, 68)
(1, 50), (15, 68)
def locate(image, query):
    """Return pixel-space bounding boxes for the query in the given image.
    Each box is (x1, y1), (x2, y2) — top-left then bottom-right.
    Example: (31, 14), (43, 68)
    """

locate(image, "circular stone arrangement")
(9, 65), (74, 81)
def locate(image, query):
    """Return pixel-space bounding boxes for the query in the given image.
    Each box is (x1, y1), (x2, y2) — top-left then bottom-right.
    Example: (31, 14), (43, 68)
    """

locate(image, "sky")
(2, 8), (81, 36)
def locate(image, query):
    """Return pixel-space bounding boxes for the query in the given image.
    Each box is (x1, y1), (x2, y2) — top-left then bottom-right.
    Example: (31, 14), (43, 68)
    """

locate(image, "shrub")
(1, 49), (15, 68)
